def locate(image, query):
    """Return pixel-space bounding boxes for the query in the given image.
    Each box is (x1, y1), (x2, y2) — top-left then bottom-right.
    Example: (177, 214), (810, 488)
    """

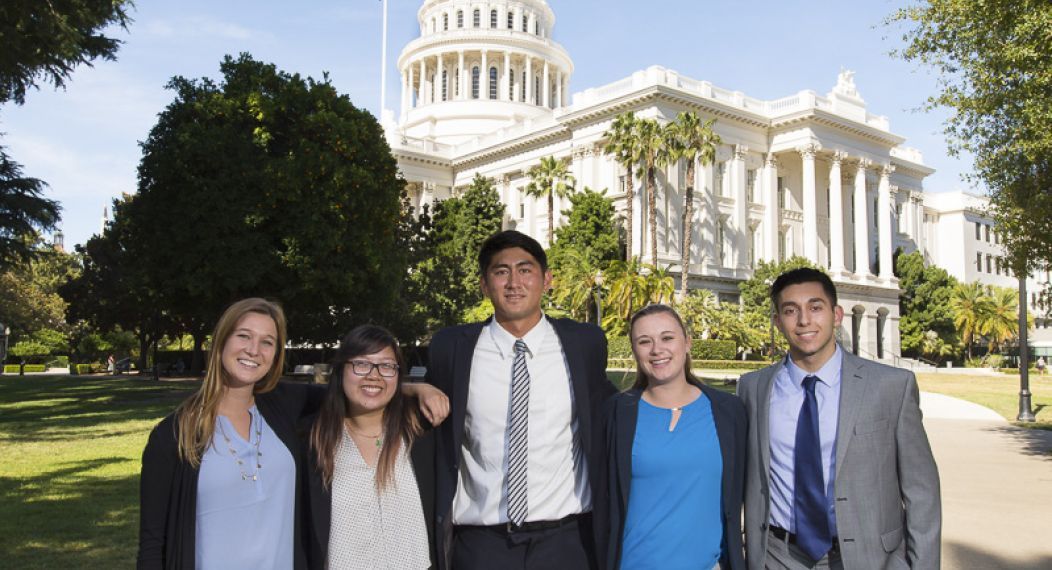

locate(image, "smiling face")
(342, 345), (399, 415)
(220, 312), (278, 388)
(773, 281), (844, 371)
(480, 246), (552, 333)
(630, 311), (692, 387)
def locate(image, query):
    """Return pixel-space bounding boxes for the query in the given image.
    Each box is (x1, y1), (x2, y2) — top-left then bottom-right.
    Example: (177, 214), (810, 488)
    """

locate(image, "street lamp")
(1017, 274), (1036, 422)
(594, 269), (605, 325)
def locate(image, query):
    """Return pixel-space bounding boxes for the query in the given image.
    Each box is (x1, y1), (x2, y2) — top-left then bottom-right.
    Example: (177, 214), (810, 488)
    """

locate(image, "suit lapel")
(451, 323), (484, 455)
(834, 351), (868, 472)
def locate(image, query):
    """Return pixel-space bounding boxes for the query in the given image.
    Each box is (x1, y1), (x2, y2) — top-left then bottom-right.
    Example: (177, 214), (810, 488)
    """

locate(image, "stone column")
(525, 57), (533, 104)
(878, 164), (895, 281)
(400, 70), (409, 119)
(853, 159), (871, 276)
(829, 151), (847, 273)
(457, 51), (465, 100)
(555, 69), (563, 109)
(542, 61), (550, 108)
(418, 59), (426, 105)
(763, 153), (779, 262)
(502, 52), (511, 101)
(408, 65), (415, 109)
(481, 50), (489, 100)
(436, 56), (445, 102)
(798, 143), (820, 262)
(732, 145), (749, 269)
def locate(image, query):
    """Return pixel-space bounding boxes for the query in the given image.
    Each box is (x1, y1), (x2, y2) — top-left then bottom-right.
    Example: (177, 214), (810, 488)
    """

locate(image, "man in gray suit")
(737, 268), (940, 569)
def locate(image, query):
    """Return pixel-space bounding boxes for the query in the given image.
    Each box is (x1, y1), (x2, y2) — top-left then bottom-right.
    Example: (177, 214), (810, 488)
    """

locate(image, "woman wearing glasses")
(304, 324), (434, 569)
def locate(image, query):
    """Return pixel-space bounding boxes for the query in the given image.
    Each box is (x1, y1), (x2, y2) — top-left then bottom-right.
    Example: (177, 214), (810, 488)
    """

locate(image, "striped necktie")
(507, 339), (530, 526)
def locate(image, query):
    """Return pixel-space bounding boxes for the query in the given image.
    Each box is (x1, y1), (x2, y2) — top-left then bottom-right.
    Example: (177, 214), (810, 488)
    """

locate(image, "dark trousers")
(451, 515), (596, 570)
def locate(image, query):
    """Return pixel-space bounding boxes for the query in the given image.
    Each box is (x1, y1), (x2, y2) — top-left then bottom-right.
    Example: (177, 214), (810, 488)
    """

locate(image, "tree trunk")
(137, 333), (151, 374)
(647, 164), (658, 267)
(681, 160), (695, 298)
(547, 186), (554, 246)
(624, 166), (634, 260)
(191, 331), (207, 375)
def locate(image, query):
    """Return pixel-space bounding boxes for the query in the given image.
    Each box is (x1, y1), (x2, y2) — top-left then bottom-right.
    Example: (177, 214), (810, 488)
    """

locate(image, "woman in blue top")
(601, 304), (747, 570)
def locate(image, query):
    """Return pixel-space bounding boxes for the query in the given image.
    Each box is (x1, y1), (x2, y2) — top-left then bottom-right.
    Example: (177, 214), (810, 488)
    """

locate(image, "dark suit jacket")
(425, 316), (616, 570)
(598, 385), (747, 570)
(301, 419), (437, 569)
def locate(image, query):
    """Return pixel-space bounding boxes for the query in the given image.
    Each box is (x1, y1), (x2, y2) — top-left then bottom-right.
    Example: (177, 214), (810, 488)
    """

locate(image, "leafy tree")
(0, 149), (60, 270)
(0, 236), (75, 343)
(664, 112), (720, 297)
(547, 187), (621, 273)
(738, 257), (820, 355)
(950, 281), (989, 360)
(894, 250), (959, 357)
(0, 0), (133, 105)
(602, 259), (674, 334)
(602, 112), (639, 260)
(523, 156), (575, 245)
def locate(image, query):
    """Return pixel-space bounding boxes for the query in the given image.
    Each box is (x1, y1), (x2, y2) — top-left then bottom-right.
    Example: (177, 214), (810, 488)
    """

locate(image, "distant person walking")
(1037, 357), (1046, 375)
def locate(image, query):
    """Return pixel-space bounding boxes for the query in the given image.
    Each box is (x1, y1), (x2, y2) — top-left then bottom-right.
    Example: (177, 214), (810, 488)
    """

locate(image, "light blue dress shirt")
(768, 346), (842, 536)
(195, 406), (296, 570)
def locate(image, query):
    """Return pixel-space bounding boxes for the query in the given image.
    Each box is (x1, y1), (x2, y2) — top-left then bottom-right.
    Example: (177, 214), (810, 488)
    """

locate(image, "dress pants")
(451, 515), (595, 570)
(765, 528), (844, 570)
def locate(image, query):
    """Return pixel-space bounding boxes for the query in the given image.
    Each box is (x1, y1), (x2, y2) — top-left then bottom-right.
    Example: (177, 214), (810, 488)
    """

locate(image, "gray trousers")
(765, 528), (844, 570)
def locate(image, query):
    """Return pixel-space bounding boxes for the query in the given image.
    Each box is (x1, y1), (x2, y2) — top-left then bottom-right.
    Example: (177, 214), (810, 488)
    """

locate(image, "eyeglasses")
(346, 360), (400, 378)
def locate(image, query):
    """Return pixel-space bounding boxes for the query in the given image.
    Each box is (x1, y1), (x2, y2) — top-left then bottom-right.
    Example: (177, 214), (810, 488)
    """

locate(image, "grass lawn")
(0, 374), (196, 568)
(916, 372), (1052, 431)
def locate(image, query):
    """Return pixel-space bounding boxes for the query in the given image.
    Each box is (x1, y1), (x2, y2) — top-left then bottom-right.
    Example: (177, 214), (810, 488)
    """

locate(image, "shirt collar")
(486, 313), (551, 359)
(784, 344), (843, 388)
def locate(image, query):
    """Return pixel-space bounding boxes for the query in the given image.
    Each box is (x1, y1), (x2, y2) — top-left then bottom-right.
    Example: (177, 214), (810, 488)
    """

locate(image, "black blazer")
(425, 316), (617, 570)
(301, 418), (438, 569)
(137, 382), (324, 570)
(599, 385), (747, 570)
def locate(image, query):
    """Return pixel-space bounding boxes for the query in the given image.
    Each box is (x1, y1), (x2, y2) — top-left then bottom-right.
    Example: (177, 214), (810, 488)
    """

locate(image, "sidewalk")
(920, 392), (1052, 569)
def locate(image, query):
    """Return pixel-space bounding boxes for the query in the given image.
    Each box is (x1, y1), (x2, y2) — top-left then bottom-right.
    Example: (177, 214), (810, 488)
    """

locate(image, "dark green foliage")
(606, 336), (632, 358)
(691, 339), (737, 361)
(895, 250), (959, 357)
(739, 256), (820, 313)
(0, 149), (60, 271)
(548, 188), (621, 274)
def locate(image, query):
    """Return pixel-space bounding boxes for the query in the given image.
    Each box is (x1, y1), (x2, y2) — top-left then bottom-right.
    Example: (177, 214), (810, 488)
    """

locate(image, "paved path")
(920, 392), (1052, 569)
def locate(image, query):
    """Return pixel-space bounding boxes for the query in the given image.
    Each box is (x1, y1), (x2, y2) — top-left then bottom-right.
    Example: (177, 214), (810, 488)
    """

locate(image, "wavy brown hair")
(628, 303), (702, 391)
(310, 325), (421, 491)
(175, 298), (288, 466)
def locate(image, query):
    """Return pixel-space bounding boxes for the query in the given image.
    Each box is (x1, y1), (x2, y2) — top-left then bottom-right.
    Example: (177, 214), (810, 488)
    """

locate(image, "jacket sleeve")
(895, 372), (941, 570)
(137, 420), (177, 569)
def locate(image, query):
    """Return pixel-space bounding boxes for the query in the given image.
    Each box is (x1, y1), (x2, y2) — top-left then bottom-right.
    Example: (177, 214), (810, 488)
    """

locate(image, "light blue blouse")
(195, 406), (295, 570)
(620, 395), (723, 570)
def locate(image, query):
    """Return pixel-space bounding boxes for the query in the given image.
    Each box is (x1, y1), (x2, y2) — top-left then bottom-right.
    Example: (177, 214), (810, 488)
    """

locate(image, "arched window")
(443, 13), (448, 31)
(522, 14), (528, 32)
(471, 66), (480, 99)
(507, 12), (514, 29)
(473, 9), (480, 28)
(457, 10), (463, 28)
(489, 67), (498, 99)
(441, 69), (448, 101)
(490, 10), (497, 28)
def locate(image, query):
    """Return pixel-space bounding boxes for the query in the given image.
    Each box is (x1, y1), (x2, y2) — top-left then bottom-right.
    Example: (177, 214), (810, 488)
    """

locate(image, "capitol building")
(381, 0), (1048, 360)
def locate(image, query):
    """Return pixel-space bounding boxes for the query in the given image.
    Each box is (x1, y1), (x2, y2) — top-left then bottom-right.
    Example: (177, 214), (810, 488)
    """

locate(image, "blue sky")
(1, 0), (972, 249)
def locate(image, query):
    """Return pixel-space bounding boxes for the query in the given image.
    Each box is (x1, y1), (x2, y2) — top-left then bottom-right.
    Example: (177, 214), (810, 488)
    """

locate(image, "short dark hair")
(770, 267), (838, 309)
(477, 230), (548, 276)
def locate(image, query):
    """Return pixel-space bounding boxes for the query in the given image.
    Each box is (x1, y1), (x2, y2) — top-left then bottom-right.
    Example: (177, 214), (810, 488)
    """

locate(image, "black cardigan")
(597, 385), (748, 570)
(137, 382), (323, 570)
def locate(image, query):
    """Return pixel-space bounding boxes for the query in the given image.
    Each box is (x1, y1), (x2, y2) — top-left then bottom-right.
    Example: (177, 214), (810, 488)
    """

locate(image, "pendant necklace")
(346, 424), (384, 451)
(219, 411), (263, 481)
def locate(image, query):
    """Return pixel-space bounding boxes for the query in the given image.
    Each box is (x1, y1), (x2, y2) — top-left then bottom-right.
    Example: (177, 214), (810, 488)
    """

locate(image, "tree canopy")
(0, 149), (60, 271)
(895, 250), (958, 359)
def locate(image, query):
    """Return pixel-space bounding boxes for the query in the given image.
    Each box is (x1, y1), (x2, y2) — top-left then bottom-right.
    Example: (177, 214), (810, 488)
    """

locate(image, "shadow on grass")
(0, 376), (196, 443)
(0, 456), (141, 568)
(945, 539), (1052, 570)
(984, 424), (1052, 459)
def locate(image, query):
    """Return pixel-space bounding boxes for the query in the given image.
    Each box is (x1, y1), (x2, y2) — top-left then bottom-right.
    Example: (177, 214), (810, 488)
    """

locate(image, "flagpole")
(380, 0), (388, 116)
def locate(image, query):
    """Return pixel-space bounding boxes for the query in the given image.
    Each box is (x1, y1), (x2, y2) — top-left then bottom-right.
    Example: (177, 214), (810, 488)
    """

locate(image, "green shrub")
(45, 356), (70, 369)
(607, 336), (632, 358)
(3, 365), (18, 374)
(75, 363), (104, 374)
(691, 339), (736, 360)
(3, 364), (48, 373)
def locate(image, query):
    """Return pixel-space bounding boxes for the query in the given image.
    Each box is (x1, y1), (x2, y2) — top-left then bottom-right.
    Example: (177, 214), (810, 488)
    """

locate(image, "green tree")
(632, 118), (665, 266)
(982, 286), (1029, 354)
(523, 156), (575, 245)
(547, 187), (621, 274)
(0, 149), (60, 271)
(602, 259), (675, 334)
(950, 281), (989, 360)
(602, 112), (639, 260)
(894, 250), (959, 358)
(0, 236), (76, 344)
(738, 257), (821, 355)
(664, 112), (720, 297)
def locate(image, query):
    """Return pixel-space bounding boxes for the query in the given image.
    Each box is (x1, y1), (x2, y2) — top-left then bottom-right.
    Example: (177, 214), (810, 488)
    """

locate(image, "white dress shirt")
(451, 316), (588, 525)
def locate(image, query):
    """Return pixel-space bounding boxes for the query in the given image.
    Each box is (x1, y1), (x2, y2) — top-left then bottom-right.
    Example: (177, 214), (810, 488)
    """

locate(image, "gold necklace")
(345, 423), (384, 450)
(218, 412), (263, 481)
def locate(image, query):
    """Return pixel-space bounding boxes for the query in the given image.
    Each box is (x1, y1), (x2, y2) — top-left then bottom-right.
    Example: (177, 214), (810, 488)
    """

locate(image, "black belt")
(459, 513), (584, 535)
(769, 526), (840, 556)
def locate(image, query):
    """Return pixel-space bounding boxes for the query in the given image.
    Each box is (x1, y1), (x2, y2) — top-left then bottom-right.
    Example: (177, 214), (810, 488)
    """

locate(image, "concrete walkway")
(919, 392), (1052, 569)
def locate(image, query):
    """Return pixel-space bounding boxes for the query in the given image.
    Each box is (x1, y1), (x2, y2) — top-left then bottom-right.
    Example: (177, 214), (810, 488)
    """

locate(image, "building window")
(489, 67), (498, 99)
(522, 14), (528, 32)
(441, 69), (448, 101)
(473, 9), (480, 27)
(534, 77), (540, 104)
(507, 68), (514, 100)
(519, 203), (525, 219)
(619, 175), (627, 195)
(747, 169), (757, 202)
(534, 19), (540, 35)
(715, 162), (725, 196)
(777, 176), (786, 208)
(975, 221), (981, 240)
(976, 252), (982, 271)
(986, 254), (992, 273)
(429, 73), (434, 102)
(985, 224), (990, 242)
(443, 13), (448, 31)
(717, 220), (726, 265)
(455, 69), (460, 97)
(471, 66), (479, 99)
(457, 10), (464, 27)
(490, 10), (497, 28)
(521, 71), (526, 102)
(507, 12), (514, 29)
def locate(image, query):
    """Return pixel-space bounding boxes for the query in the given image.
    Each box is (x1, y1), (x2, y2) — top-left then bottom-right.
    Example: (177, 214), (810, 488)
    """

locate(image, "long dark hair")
(628, 304), (702, 391)
(310, 325), (421, 491)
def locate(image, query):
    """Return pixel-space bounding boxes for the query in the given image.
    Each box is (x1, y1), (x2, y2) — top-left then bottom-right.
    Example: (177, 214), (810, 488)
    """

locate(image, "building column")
(418, 59), (426, 105)
(542, 60), (550, 108)
(798, 143), (820, 262)
(457, 51), (465, 100)
(763, 153), (779, 262)
(400, 70), (409, 119)
(408, 65), (416, 109)
(702, 161), (720, 269)
(829, 151), (847, 273)
(853, 159), (872, 276)
(878, 164), (895, 281)
(480, 50), (489, 100)
(555, 69), (563, 109)
(502, 51), (511, 100)
(732, 145), (749, 269)
(525, 57), (533, 104)
(436, 56), (445, 102)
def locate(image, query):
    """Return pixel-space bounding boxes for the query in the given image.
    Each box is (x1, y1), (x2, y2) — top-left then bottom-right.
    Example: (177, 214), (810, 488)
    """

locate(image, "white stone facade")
(382, 0), (1032, 360)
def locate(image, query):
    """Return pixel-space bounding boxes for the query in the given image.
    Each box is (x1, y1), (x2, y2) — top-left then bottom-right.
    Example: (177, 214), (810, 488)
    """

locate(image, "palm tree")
(950, 281), (990, 360)
(631, 118), (665, 266)
(664, 112), (720, 298)
(982, 286), (1028, 354)
(603, 259), (676, 333)
(602, 112), (639, 260)
(523, 155), (575, 245)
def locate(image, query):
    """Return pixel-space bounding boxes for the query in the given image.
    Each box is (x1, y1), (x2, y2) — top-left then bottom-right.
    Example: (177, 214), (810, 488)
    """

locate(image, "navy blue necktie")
(794, 375), (833, 561)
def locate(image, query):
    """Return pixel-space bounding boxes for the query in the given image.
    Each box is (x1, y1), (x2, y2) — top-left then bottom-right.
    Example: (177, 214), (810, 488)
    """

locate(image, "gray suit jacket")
(737, 349), (940, 569)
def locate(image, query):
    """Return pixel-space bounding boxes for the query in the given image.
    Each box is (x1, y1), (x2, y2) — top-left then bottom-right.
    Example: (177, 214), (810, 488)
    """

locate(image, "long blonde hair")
(175, 298), (288, 466)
